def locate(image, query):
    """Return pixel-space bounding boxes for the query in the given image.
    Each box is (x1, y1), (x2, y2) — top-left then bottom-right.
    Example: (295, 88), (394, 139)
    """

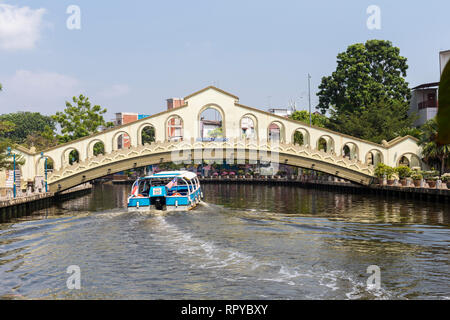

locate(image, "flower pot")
(400, 179), (407, 187)
(427, 180), (436, 188)
(413, 179), (421, 187)
(447, 182), (450, 189)
(387, 180), (394, 186)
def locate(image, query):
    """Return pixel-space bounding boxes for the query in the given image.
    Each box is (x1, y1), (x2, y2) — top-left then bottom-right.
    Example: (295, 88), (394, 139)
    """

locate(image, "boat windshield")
(135, 175), (197, 197)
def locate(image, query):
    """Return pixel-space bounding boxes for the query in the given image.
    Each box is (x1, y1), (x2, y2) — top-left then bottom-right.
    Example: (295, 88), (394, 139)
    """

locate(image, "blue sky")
(0, 0), (449, 122)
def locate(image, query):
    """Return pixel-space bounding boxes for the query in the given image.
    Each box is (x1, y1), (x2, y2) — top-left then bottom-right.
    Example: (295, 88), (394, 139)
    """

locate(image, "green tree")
(0, 112), (55, 144)
(317, 40), (410, 116)
(52, 95), (113, 143)
(0, 122), (25, 170)
(329, 99), (414, 143)
(23, 126), (59, 151)
(141, 126), (155, 144)
(289, 110), (329, 127)
(317, 40), (413, 141)
(437, 60), (450, 144)
(418, 118), (450, 175)
(208, 127), (223, 138)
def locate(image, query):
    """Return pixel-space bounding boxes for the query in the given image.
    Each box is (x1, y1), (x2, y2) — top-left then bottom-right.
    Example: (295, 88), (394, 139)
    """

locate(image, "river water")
(0, 183), (449, 300)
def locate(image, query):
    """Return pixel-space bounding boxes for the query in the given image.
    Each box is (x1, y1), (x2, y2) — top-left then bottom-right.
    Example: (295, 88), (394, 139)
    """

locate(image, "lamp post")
(6, 147), (16, 198)
(40, 152), (48, 193)
(308, 74), (312, 126)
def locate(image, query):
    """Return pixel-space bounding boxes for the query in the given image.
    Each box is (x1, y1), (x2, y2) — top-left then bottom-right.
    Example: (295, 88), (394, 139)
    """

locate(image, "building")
(409, 50), (449, 127)
(114, 113), (150, 148)
(440, 50), (450, 75)
(241, 116), (255, 139)
(200, 119), (222, 139)
(268, 108), (292, 117)
(166, 98), (185, 110)
(409, 82), (439, 127)
(166, 98), (185, 141)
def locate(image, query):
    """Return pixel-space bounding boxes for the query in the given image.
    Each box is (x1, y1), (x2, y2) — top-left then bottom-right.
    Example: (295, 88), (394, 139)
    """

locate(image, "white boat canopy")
(145, 171), (198, 180)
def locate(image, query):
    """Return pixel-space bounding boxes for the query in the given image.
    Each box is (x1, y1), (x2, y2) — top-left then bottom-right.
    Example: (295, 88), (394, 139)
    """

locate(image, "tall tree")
(52, 95), (113, 143)
(317, 40), (414, 141)
(289, 110), (329, 128)
(328, 99), (414, 143)
(0, 123), (25, 170)
(0, 112), (56, 144)
(437, 60), (450, 144)
(317, 40), (411, 116)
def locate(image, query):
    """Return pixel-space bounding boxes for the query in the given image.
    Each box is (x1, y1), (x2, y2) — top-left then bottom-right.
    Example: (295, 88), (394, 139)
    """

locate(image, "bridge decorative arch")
(268, 121), (285, 143)
(166, 115), (183, 142)
(397, 153), (421, 168)
(240, 114), (258, 140)
(138, 123), (156, 145)
(292, 128), (310, 147)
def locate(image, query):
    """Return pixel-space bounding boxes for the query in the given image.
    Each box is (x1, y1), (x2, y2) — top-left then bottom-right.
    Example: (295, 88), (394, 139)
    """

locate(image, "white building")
(409, 82), (439, 127)
(268, 108), (292, 117)
(409, 50), (449, 127)
(440, 50), (450, 75)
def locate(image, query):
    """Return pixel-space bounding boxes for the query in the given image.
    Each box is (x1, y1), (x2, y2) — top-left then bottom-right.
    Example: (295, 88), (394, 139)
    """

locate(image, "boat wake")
(149, 215), (393, 299)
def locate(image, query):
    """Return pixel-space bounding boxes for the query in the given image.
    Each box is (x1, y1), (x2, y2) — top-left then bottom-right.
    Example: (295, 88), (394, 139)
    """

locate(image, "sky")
(0, 0), (449, 123)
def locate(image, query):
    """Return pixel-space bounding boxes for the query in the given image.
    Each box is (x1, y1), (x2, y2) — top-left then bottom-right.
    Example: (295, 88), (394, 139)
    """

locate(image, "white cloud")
(0, 3), (47, 50)
(0, 70), (80, 113)
(97, 84), (131, 99)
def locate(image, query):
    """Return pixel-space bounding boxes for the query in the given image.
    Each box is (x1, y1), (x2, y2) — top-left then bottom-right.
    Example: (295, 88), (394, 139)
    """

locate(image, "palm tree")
(418, 118), (450, 175)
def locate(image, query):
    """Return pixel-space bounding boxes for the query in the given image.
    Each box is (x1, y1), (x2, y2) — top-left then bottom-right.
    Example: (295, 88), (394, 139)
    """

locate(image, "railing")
(418, 100), (438, 109)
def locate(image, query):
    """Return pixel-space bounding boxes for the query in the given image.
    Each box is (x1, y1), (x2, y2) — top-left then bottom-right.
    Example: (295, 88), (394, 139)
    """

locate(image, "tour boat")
(127, 171), (203, 211)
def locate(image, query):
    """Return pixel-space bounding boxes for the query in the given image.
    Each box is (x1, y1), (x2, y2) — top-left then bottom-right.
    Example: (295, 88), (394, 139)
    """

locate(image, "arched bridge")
(14, 86), (423, 192)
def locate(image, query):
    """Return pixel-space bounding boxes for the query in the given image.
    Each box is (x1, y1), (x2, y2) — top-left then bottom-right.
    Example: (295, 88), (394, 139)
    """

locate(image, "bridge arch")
(397, 153), (422, 169)
(240, 114), (258, 140)
(342, 142), (359, 160)
(35, 155), (55, 176)
(365, 149), (384, 166)
(61, 147), (80, 166)
(137, 122), (156, 145)
(317, 135), (335, 154)
(166, 114), (184, 142)
(198, 104), (225, 140)
(292, 128), (310, 147)
(87, 139), (105, 157)
(112, 130), (132, 151)
(268, 121), (285, 143)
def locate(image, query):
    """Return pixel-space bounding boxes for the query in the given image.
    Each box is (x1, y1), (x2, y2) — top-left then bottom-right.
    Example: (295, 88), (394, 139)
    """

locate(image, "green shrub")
(375, 163), (388, 178)
(396, 166), (412, 179)
(411, 172), (423, 180)
(375, 163), (396, 179)
(422, 170), (439, 180)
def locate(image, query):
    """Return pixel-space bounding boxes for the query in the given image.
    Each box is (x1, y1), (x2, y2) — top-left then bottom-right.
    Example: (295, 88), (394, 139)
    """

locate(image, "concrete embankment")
(198, 177), (450, 202)
(105, 175), (450, 202)
(0, 184), (92, 223)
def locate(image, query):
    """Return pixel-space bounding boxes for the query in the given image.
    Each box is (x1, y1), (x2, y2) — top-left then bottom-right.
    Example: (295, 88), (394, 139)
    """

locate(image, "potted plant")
(384, 166), (395, 185)
(426, 176), (438, 188)
(396, 166), (412, 186)
(238, 169), (245, 178)
(411, 171), (423, 187)
(375, 163), (389, 184)
(423, 170), (439, 188)
(441, 173), (450, 189)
